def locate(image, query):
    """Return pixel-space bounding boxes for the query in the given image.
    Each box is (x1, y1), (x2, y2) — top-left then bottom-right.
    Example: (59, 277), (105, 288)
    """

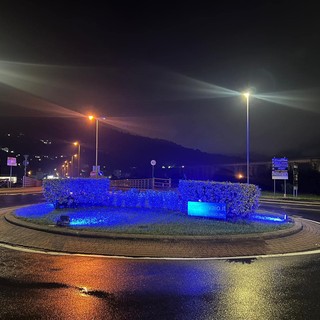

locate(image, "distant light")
(88, 115), (94, 121)
(243, 92), (250, 99)
(162, 166), (166, 169)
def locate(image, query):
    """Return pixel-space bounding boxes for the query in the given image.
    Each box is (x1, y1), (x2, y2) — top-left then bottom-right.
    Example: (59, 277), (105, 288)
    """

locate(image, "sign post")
(293, 163), (298, 197)
(150, 160), (156, 178)
(7, 157), (17, 188)
(272, 157), (288, 197)
(23, 155), (29, 187)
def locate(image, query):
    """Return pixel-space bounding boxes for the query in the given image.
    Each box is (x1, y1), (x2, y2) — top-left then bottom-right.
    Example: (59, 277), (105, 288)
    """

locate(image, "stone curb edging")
(5, 210), (303, 243)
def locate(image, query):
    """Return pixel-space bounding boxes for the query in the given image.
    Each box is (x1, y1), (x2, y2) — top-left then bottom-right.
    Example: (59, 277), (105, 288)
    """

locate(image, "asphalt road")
(260, 199), (320, 222)
(0, 192), (46, 208)
(0, 246), (319, 319)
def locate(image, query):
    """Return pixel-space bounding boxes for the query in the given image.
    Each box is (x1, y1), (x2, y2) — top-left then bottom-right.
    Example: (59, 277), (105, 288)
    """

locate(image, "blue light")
(15, 203), (55, 218)
(188, 201), (227, 220)
(251, 213), (287, 223)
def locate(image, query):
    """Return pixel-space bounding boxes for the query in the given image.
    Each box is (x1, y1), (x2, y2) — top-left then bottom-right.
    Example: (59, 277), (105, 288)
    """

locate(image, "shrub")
(43, 178), (110, 208)
(104, 189), (181, 211)
(178, 180), (260, 219)
(43, 178), (260, 219)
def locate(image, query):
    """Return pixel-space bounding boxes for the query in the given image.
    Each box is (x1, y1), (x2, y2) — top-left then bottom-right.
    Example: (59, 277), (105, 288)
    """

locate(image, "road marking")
(261, 200), (320, 208)
(0, 241), (320, 261)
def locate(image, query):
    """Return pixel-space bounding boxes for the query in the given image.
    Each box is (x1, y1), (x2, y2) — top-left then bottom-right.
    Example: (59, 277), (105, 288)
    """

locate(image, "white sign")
(7, 157), (17, 166)
(150, 160), (156, 166)
(272, 170), (288, 180)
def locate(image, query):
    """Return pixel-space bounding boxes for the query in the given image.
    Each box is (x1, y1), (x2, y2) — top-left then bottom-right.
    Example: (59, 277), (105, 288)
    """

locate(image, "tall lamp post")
(89, 115), (99, 178)
(243, 92), (250, 184)
(71, 154), (77, 177)
(73, 142), (81, 177)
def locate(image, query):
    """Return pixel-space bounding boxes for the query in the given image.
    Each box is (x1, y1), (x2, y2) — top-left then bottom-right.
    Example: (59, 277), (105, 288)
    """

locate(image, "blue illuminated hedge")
(105, 189), (181, 211)
(178, 180), (260, 218)
(43, 178), (110, 208)
(43, 178), (260, 219)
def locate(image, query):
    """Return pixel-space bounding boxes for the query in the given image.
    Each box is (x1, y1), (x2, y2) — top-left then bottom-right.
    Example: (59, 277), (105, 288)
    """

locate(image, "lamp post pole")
(244, 92), (250, 184)
(71, 154), (77, 177)
(95, 118), (99, 178)
(78, 143), (81, 177)
(73, 142), (81, 177)
(89, 115), (106, 178)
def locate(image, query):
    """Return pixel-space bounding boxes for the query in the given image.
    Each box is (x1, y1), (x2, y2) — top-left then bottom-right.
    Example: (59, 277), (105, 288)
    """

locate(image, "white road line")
(0, 242), (319, 261)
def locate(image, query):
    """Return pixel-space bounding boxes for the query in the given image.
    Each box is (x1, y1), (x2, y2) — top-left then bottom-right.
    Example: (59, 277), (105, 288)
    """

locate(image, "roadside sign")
(272, 170), (288, 179)
(7, 157), (17, 166)
(272, 157), (288, 180)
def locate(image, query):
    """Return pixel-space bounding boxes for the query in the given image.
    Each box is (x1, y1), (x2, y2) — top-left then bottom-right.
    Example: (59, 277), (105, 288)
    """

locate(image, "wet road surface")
(0, 247), (319, 319)
(0, 193), (45, 208)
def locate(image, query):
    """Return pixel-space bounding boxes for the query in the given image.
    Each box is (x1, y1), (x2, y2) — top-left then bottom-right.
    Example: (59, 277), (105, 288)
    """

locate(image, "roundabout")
(1, 206), (320, 259)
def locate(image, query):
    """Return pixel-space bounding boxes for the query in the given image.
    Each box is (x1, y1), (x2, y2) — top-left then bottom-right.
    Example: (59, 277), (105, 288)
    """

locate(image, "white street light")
(243, 92), (250, 184)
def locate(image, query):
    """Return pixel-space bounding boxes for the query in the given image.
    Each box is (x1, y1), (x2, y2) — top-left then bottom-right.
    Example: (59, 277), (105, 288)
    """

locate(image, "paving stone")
(1, 209), (320, 258)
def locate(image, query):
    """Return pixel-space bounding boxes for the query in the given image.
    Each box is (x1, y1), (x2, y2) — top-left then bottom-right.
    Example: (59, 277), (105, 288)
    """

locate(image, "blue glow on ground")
(67, 208), (182, 228)
(15, 203), (55, 217)
(15, 204), (288, 227)
(251, 213), (287, 223)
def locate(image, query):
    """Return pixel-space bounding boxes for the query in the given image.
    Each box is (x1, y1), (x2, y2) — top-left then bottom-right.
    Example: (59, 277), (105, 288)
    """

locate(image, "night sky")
(0, 1), (320, 160)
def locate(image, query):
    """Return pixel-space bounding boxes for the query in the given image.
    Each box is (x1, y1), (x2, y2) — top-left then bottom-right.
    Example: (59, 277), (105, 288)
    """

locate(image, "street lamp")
(73, 142), (81, 177)
(64, 160), (69, 177)
(243, 92), (250, 184)
(71, 154), (77, 177)
(89, 115), (99, 178)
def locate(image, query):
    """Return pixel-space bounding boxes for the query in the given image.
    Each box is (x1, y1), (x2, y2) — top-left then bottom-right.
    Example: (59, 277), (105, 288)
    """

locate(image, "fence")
(23, 176), (42, 187)
(110, 178), (171, 190)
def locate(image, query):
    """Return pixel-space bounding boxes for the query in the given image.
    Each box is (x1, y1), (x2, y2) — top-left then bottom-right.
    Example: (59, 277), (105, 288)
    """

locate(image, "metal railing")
(110, 178), (171, 190)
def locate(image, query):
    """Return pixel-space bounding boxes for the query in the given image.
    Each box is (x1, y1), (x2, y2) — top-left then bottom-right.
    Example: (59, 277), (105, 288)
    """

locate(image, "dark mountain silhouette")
(0, 117), (240, 178)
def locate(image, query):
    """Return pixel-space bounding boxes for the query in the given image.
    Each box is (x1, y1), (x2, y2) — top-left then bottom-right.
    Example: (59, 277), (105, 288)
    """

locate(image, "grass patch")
(14, 204), (293, 236)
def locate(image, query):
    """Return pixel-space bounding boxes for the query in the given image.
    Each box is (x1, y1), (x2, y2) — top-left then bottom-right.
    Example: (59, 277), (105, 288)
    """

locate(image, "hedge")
(104, 189), (181, 211)
(43, 178), (110, 208)
(43, 178), (260, 219)
(178, 180), (260, 218)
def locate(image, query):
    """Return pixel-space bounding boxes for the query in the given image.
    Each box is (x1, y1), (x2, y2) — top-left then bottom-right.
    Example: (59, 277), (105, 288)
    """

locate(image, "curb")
(5, 210), (303, 243)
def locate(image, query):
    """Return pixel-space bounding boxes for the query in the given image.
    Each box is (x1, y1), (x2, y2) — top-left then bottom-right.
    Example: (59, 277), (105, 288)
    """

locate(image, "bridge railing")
(110, 178), (171, 190)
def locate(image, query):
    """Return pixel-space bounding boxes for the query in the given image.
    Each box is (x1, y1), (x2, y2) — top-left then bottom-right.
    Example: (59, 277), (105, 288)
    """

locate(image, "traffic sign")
(7, 157), (17, 166)
(272, 157), (288, 180)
